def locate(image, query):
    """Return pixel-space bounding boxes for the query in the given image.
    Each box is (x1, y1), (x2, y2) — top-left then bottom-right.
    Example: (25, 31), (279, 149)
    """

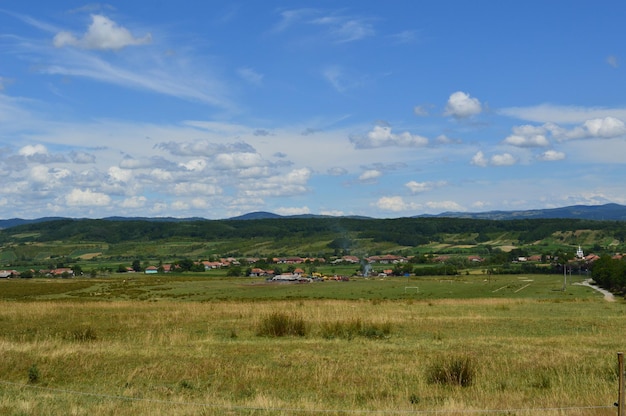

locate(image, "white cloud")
(375, 196), (420, 212)
(413, 105), (429, 116)
(242, 168), (311, 198)
(19, 144), (48, 157)
(108, 166), (133, 183)
(275, 206), (311, 216)
(180, 159), (207, 172)
(70, 151), (96, 164)
(445, 91), (482, 118)
(66, 188), (111, 206)
(359, 169), (381, 182)
(29, 165), (71, 184)
(173, 182), (221, 196)
(320, 209), (344, 216)
(311, 15), (374, 43)
(538, 150), (565, 161)
(471, 151), (488, 167)
(499, 104), (626, 124)
(351, 125), (428, 149)
(471, 151), (516, 167)
(120, 196), (147, 208)
(491, 153), (516, 166)
(53, 15), (152, 50)
(150, 168), (173, 182)
(405, 180), (447, 194)
(214, 152), (265, 169)
(503, 125), (550, 147)
(327, 167), (348, 176)
(582, 117), (626, 138)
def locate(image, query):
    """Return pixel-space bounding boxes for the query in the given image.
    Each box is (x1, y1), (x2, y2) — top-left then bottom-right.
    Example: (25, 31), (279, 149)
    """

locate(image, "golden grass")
(0, 298), (622, 415)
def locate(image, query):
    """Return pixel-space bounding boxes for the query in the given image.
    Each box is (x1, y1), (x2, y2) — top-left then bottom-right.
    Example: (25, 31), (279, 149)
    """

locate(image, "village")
(0, 246), (611, 281)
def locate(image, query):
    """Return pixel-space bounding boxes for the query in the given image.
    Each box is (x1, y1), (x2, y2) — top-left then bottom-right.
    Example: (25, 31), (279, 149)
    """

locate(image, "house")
(249, 268), (265, 277)
(467, 255), (483, 263)
(0, 270), (17, 278)
(144, 266), (158, 274)
(50, 268), (74, 277)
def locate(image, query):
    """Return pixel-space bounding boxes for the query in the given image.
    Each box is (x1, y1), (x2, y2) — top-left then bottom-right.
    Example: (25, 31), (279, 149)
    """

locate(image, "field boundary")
(0, 379), (614, 414)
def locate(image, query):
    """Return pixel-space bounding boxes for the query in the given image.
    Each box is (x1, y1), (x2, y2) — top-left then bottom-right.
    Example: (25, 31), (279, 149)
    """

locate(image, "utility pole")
(618, 352), (624, 416)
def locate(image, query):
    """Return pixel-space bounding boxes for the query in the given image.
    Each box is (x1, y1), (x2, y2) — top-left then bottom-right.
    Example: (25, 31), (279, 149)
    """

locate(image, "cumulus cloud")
(491, 153), (516, 166)
(66, 188), (111, 206)
(107, 166), (133, 182)
(242, 168), (311, 198)
(499, 104), (626, 124)
(29, 166), (71, 185)
(120, 196), (147, 208)
(405, 180), (447, 194)
(69, 151), (96, 164)
(551, 116), (626, 141)
(375, 196), (418, 212)
(320, 209), (344, 216)
(471, 151), (488, 167)
(173, 182), (221, 196)
(350, 125), (428, 149)
(445, 91), (482, 118)
(180, 159), (207, 172)
(156, 140), (255, 157)
(19, 144), (48, 157)
(214, 152), (265, 170)
(503, 125), (550, 147)
(538, 150), (565, 161)
(359, 169), (382, 182)
(328, 167), (348, 176)
(53, 15), (152, 50)
(471, 151), (516, 167)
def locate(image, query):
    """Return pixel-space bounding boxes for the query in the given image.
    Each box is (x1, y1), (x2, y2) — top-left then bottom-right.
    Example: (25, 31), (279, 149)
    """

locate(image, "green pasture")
(0, 273), (599, 302)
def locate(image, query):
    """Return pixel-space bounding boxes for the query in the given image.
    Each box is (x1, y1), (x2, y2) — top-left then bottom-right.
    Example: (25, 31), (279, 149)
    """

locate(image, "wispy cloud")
(5, 11), (235, 109)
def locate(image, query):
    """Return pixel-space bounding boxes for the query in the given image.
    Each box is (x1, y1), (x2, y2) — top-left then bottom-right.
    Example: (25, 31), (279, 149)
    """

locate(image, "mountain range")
(1, 203), (625, 230)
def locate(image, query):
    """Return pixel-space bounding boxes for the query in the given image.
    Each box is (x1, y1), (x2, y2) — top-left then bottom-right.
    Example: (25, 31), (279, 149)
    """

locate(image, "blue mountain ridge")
(1, 203), (625, 230)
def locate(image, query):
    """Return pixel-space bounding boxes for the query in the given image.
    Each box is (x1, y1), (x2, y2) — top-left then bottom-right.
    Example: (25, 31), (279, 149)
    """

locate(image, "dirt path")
(574, 279), (616, 302)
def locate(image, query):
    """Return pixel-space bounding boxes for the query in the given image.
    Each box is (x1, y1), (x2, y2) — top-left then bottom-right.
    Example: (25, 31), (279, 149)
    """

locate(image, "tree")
(132, 259), (142, 272)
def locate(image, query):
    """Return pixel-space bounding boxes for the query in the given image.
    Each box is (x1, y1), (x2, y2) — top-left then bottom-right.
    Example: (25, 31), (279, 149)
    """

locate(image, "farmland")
(0, 273), (624, 415)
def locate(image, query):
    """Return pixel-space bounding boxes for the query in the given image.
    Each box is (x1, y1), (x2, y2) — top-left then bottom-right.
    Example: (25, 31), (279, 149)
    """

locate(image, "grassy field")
(0, 274), (623, 415)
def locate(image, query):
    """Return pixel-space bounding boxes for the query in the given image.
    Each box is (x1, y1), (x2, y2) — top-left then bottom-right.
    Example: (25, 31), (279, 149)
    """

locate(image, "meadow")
(0, 273), (624, 415)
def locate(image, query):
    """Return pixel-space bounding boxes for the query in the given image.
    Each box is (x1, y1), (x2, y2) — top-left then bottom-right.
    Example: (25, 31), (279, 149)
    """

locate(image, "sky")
(2, 1), (626, 219)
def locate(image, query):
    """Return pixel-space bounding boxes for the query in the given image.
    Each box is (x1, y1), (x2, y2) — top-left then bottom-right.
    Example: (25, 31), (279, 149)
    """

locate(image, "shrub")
(427, 355), (476, 387)
(256, 312), (307, 337)
(28, 364), (40, 384)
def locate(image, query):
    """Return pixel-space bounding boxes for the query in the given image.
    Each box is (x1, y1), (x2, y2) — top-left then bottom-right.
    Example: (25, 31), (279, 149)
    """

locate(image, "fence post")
(619, 352), (625, 416)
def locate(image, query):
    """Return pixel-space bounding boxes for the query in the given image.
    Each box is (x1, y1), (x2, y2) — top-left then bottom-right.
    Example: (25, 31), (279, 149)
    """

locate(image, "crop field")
(0, 274), (624, 415)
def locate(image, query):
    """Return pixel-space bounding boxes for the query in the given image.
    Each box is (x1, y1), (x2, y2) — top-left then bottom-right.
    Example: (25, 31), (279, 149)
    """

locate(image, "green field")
(0, 274), (623, 415)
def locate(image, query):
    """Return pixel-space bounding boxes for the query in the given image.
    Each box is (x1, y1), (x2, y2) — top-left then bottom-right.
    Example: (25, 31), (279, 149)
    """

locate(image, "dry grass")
(0, 298), (622, 415)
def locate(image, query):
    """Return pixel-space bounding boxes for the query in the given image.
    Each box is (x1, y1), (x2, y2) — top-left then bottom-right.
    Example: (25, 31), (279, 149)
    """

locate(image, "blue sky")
(2, 1), (626, 219)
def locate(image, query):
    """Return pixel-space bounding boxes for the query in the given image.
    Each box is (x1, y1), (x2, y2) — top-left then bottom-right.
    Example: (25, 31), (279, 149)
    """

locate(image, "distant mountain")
(0, 217), (67, 230)
(227, 211), (283, 220)
(1, 203), (625, 230)
(417, 203), (626, 221)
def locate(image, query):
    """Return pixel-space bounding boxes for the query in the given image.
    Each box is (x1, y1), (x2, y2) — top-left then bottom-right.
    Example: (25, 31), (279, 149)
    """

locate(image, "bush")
(427, 355), (476, 387)
(256, 312), (307, 337)
(28, 364), (40, 383)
